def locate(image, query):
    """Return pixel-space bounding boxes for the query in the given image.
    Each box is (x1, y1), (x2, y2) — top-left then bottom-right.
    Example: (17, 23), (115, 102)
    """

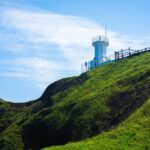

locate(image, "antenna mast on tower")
(105, 24), (107, 37)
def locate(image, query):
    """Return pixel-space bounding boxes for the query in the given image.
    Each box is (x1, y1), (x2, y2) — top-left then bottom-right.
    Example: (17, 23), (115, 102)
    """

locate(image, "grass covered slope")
(44, 98), (150, 150)
(0, 99), (26, 134)
(0, 52), (150, 150)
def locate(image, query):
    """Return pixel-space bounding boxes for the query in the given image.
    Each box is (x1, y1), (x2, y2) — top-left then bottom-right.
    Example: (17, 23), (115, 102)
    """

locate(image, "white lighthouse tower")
(88, 35), (109, 69)
(92, 36), (109, 62)
(82, 26), (110, 72)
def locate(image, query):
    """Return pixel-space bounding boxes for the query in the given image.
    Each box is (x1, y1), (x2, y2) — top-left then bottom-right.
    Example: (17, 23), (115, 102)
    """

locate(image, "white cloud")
(0, 57), (64, 89)
(0, 7), (150, 89)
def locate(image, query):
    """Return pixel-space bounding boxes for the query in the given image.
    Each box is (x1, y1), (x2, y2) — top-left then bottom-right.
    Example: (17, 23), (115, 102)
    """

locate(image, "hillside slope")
(0, 52), (150, 150)
(0, 99), (27, 134)
(44, 98), (150, 150)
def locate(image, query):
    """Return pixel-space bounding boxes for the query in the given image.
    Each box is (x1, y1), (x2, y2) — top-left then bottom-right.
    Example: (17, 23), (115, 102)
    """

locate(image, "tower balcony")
(92, 36), (109, 46)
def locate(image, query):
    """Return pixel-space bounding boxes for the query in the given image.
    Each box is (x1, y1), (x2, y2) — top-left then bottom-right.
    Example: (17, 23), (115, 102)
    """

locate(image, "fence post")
(121, 49), (124, 58)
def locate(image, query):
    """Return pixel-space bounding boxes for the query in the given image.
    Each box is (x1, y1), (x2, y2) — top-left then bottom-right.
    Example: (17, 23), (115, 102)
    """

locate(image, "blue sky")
(0, 0), (150, 102)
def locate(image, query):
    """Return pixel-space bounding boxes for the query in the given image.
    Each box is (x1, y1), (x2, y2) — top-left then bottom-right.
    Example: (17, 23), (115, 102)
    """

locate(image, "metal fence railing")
(115, 47), (150, 60)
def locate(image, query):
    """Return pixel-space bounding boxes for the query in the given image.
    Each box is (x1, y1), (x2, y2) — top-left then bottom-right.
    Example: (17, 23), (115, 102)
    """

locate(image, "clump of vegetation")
(0, 99), (24, 133)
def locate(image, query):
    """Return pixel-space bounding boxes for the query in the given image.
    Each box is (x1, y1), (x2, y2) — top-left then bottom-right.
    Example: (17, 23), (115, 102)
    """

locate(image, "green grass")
(0, 99), (24, 134)
(0, 52), (150, 150)
(44, 98), (150, 150)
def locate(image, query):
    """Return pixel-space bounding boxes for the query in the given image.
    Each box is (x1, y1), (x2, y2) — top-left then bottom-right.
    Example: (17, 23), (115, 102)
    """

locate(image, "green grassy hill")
(44, 98), (150, 150)
(0, 99), (26, 134)
(0, 52), (150, 150)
